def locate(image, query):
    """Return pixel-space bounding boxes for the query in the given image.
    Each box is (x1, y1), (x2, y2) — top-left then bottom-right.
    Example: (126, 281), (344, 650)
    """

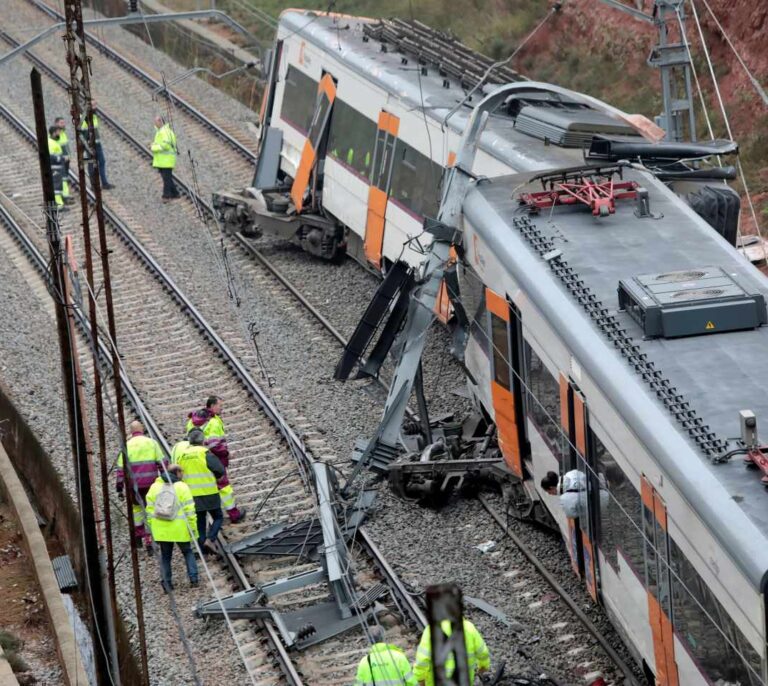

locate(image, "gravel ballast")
(0, 2), (644, 683)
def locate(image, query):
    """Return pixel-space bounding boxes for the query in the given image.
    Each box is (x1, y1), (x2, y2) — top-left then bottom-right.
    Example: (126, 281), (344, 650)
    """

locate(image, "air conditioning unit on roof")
(617, 267), (767, 338)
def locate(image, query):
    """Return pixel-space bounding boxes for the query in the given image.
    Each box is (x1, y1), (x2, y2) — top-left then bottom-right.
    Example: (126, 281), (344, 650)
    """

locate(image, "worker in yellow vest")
(116, 420), (166, 552)
(355, 625), (416, 685)
(146, 464), (199, 591)
(150, 115), (180, 202)
(53, 117), (72, 204)
(47, 126), (67, 211)
(175, 428), (225, 554)
(79, 100), (113, 189)
(413, 618), (490, 686)
(186, 396), (247, 524)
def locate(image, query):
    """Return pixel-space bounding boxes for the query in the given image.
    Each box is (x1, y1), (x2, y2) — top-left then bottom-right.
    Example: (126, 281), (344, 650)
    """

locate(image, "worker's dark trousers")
(159, 541), (198, 586)
(95, 143), (109, 185)
(158, 167), (180, 199)
(196, 508), (223, 546)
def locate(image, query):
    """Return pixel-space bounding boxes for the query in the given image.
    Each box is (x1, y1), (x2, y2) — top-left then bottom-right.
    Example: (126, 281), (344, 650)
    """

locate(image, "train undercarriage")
(212, 185), (347, 261)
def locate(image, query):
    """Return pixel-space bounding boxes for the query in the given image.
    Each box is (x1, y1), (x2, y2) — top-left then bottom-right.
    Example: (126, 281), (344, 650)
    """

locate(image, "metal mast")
(598, 0), (697, 141)
(61, 1), (150, 683)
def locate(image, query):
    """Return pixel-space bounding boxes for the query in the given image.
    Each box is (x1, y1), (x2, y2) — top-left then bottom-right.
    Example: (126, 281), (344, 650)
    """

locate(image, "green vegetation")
(0, 630), (29, 674)
(167, 0), (767, 206)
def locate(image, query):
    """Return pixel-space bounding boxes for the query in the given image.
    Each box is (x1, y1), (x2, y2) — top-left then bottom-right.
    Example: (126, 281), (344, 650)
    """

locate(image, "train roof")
(463, 167), (768, 585)
(277, 11), (642, 172)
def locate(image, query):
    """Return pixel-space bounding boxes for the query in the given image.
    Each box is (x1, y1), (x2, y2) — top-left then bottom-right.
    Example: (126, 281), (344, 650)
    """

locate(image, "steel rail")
(0, 94), (416, 686)
(1, 26), (421, 641)
(23, 0), (259, 163)
(356, 527), (427, 631)
(4, 15), (644, 684)
(0, 27), (355, 371)
(479, 494), (642, 686)
(0, 107), (306, 686)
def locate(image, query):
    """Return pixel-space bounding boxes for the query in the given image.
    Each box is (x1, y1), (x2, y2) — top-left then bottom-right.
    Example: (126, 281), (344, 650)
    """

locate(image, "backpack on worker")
(153, 482), (180, 521)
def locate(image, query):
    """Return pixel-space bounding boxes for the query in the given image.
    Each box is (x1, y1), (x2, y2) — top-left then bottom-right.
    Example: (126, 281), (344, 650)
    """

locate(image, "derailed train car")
(457, 161), (768, 684)
(214, 11), (739, 275)
(217, 9), (768, 683)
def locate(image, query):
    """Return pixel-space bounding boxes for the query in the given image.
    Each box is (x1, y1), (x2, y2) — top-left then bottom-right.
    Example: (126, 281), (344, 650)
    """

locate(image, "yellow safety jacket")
(80, 113), (101, 140)
(48, 136), (64, 166)
(171, 440), (190, 461)
(151, 123), (177, 169)
(176, 445), (218, 497)
(146, 476), (198, 542)
(58, 130), (70, 157)
(116, 434), (164, 491)
(355, 643), (416, 686)
(413, 619), (490, 686)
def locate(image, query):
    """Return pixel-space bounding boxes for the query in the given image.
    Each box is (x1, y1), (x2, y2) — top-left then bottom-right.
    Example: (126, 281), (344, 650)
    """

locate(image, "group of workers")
(46, 104), (113, 210)
(116, 395), (246, 591)
(118, 396), (491, 683)
(47, 107), (180, 210)
(355, 620), (490, 686)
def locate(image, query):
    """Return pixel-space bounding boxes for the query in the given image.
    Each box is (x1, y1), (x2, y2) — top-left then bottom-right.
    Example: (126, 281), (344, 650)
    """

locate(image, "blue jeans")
(96, 143), (109, 185)
(159, 541), (198, 585)
(197, 508), (223, 545)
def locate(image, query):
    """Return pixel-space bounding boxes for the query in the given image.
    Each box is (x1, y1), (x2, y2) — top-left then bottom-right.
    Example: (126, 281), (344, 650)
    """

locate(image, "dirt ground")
(0, 498), (64, 685)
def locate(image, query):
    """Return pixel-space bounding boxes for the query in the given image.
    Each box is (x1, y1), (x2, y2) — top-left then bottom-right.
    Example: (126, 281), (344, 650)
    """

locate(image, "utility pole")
(598, 0), (696, 141)
(426, 584), (471, 686)
(61, 1), (150, 684)
(31, 68), (118, 686)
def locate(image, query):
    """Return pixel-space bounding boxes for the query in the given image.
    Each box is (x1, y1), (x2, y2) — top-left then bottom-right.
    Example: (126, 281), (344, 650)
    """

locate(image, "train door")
(363, 111), (400, 268)
(486, 288), (527, 478)
(559, 376), (599, 601)
(290, 72), (336, 213)
(641, 477), (680, 686)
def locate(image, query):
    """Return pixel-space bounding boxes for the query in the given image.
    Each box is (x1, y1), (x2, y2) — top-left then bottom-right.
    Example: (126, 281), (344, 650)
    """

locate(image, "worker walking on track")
(145, 464), (199, 592)
(116, 420), (166, 553)
(413, 618), (490, 686)
(186, 395), (247, 524)
(174, 428), (225, 555)
(150, 114), (180, 202)
(47, 125), (67, 211)
(355, 625), (416, 686)
(53, 117), (72, 204)
(80, 101), (113, 189)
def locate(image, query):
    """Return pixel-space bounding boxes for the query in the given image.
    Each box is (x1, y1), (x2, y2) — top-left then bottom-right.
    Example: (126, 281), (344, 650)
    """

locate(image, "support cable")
(689, 0), (766, 255)
(696, 0), (768, 108)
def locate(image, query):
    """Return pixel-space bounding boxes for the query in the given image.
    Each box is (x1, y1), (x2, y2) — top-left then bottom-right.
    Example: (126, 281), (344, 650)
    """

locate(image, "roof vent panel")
(618, 267), (767, 338)
(514, 104), (639, 148)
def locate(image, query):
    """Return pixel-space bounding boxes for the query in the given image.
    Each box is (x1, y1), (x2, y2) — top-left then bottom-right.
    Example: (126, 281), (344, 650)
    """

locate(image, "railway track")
(0, 3), (645, 682)
(0, 103), (423, 684)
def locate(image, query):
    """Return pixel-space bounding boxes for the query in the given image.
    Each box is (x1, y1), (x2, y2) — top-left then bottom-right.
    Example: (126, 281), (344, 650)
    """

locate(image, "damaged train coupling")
(386, 412), (552, 528)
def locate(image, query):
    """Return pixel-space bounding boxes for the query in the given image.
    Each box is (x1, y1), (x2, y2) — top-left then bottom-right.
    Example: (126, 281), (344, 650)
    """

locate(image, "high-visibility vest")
(58, 130), (70, 157)
(151, 123), (177, 169)
(80, 113), (101, 143)
(185, 413), (225, 439)
(355, 643), (416, 686)
(176, 445), (218, 497)
(413, 619), (490, 686)
(171, 440), (190, 461)
(48, 137), (64, 167)
(145, 477), (198, 542)
(117, 435), (164, 490)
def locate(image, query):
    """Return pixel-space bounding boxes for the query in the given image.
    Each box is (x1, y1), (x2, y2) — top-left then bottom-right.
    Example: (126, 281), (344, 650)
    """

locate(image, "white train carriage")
(456, 162), (768, 685)
(215, 11), (658, 281)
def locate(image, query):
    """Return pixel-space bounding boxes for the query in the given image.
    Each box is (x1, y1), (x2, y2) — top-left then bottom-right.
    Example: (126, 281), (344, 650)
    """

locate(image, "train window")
(389, 141), (443, 219)
(523, 341), (566, 464)
(281, 65), (316, 133)
(459, 264), (488, 355)
(327, 100), (376, 180)
(592, 433), (645, 576)
(490, 313), (511, 390)
(669, 539), (762, 685)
